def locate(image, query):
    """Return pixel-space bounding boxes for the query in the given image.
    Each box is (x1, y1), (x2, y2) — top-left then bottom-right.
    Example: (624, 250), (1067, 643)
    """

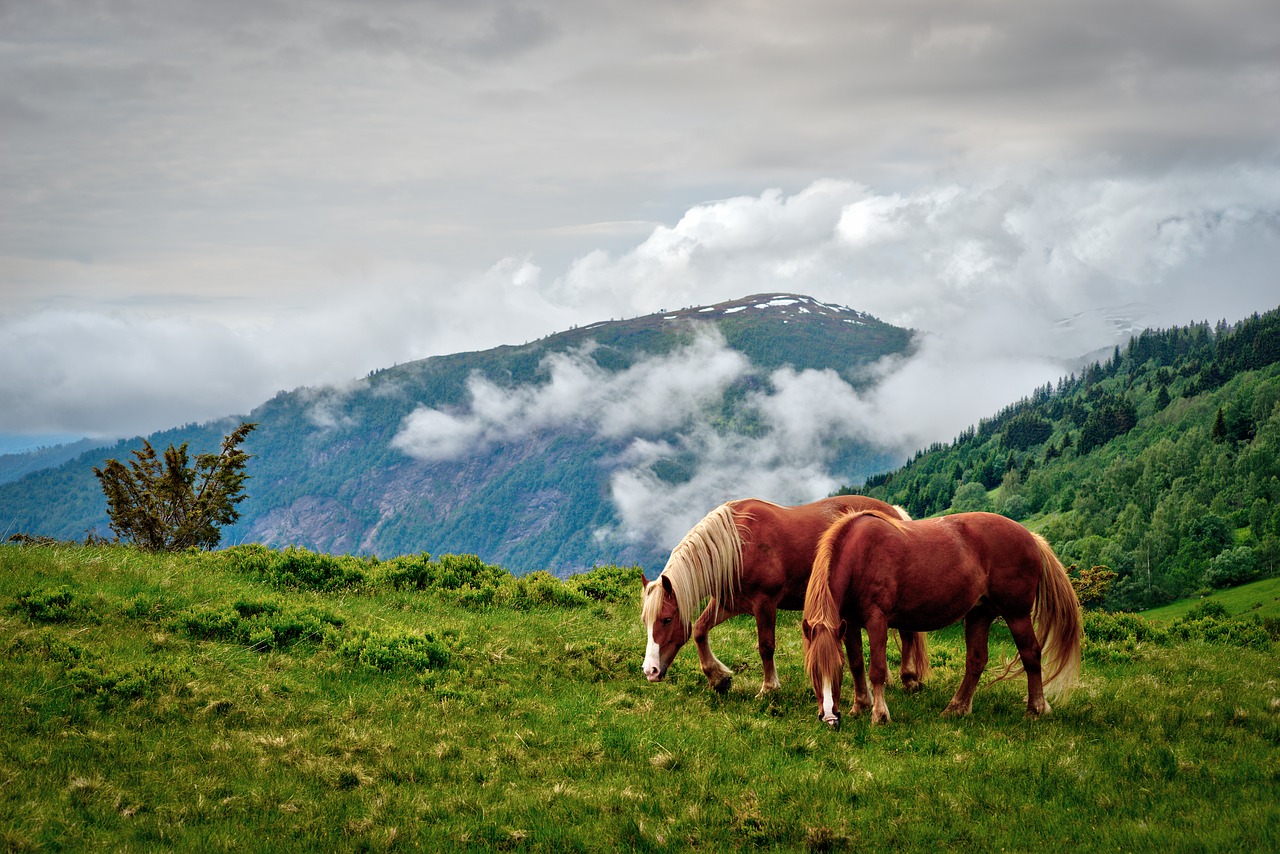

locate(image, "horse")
(802, 510), (1082, 728)
(640, 495), (927, 697)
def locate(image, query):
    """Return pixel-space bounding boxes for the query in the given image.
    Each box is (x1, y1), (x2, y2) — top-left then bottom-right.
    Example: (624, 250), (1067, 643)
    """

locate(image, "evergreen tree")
(93, 422), (257, 551)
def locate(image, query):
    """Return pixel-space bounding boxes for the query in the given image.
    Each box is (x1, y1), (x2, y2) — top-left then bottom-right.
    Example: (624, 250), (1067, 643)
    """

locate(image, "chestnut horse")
(641, 496), (926, 697)
(803, 510), (1081, 728)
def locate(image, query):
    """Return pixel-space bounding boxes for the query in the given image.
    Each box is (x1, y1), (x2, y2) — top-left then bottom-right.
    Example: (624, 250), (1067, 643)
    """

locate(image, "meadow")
(1, 543), (1278, 852)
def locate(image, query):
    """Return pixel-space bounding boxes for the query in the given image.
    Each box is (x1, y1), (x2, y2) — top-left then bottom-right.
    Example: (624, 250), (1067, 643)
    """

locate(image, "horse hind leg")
(1005, 613), (1050, 716)
(693, 599), (735, 694)
(943, 608), (994, 717)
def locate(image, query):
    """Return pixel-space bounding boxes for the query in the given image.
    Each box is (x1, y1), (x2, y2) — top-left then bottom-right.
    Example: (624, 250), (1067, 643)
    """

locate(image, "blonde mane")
(642, 502), (746, 633)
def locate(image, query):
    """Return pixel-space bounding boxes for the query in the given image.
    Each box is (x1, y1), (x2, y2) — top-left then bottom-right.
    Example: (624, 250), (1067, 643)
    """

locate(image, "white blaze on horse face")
(643, 623), (662, 681)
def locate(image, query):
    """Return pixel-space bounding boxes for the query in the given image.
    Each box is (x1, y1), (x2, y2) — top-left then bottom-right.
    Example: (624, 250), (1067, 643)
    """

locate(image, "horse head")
(640, 574), (690, 682)
(802, 617), (847, 729)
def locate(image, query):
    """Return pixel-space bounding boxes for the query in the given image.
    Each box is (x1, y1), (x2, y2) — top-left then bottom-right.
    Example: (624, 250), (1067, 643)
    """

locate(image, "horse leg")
(943, 608), (995, 717)
(865, 614), (892, 724)
(1005, 613), (1050, 716)
(843, 626), (873, 714)
(899, 630), (923, 693)
(753, 600), (781, 697)
(692, 598), (736, 694)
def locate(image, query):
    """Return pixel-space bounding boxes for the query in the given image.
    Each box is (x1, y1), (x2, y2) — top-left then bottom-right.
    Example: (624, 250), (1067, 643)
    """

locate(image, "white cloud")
(391, 327), (752, 461)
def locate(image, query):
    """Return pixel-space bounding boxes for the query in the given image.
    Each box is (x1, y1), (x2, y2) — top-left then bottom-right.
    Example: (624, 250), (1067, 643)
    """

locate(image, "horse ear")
(661, 575), (674, 595)
(801, 619), (813, 641)
(640, 571), (650, 588)
(838, 619), (848, 639)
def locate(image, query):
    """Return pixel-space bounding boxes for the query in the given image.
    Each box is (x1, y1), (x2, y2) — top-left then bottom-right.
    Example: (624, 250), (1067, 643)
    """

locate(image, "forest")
(845, 305), (1280, 611)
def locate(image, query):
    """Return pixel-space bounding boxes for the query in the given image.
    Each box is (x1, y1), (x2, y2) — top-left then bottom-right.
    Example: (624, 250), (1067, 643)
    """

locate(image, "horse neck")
(660, 504), (744, 629)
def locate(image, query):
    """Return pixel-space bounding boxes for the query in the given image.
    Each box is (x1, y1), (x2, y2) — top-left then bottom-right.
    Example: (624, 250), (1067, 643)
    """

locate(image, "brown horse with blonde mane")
(803, 510), (1081, 728)
(641, 496), (926, 696)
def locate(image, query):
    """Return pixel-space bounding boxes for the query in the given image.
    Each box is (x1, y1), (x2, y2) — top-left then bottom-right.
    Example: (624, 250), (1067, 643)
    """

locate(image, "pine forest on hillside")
(846, 306), (1280, 611)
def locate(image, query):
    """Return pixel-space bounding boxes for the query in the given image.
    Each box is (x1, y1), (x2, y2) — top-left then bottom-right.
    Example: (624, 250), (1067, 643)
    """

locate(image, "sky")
(3, 0), (1280, 467)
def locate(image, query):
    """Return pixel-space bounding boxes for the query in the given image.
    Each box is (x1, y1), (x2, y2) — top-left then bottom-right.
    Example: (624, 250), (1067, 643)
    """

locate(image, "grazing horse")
(803, 510), (1082, 728)
(640, 496), (926, 697)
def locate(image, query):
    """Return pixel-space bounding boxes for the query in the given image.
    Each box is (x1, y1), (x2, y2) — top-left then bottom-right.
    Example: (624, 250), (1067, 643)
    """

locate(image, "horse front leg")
(753, 600), (781, 697)
(943, 608), (994, 717)
(693, 598), (736, 694)
(843, 625), (873, 714)
(865, 614), (892, 724)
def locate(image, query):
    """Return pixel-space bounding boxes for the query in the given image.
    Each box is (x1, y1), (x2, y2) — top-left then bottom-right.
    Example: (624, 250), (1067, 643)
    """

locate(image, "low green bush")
(173, 598), (344, 651)
(8, 586), (80, 623)
(565, 564), (645, 603)
(339, 628), (452, 673)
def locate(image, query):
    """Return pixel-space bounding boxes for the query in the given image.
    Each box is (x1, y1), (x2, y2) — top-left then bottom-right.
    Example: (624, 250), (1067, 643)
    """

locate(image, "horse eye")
(661, 617), (673, 626)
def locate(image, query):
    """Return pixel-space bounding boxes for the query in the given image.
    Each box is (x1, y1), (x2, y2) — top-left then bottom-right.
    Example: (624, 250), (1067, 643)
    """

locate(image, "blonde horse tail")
(803, 513), (853, 682)
(900, 629), (931, 684)
(1031, 533), (1083, 701)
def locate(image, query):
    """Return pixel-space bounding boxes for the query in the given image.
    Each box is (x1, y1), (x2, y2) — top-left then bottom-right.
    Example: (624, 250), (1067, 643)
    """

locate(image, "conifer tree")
(93, 422), (257, 551)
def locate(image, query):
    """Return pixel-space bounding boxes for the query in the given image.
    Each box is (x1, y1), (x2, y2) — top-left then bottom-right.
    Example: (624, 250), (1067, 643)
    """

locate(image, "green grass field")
(2, 544), (1278, 852)
(1140, 576), (1280, 623)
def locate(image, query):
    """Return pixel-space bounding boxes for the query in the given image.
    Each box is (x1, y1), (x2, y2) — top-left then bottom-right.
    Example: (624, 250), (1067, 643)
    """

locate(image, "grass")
(2, 544), (1279, 852)
(1140, 576), (1280, 623)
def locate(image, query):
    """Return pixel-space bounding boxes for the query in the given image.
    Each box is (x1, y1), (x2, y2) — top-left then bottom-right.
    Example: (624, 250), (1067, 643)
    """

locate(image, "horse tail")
(897, 629), (931, 684)
(802, 512), (853, 682)
(1031, 533), (1083, 700)
(991, 532), (1082, 699)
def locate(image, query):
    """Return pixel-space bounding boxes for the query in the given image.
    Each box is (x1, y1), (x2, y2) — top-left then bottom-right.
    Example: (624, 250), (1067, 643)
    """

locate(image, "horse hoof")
(713, 676), (732, 695)
(901, 678), (923, 694)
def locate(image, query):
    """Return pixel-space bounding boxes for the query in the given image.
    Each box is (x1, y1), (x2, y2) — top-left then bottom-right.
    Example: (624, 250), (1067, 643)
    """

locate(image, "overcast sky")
(3, 0), (1280, 457)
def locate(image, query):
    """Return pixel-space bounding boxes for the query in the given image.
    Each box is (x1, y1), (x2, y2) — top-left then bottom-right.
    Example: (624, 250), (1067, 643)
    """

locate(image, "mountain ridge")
(0, 294), (914, 573)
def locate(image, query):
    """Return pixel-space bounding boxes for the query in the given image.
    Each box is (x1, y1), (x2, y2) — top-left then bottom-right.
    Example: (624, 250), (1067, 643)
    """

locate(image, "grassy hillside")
(3, 544), (1278, 851)
(1140, 576), (1280, 623)
(848, 305), (1280, 611)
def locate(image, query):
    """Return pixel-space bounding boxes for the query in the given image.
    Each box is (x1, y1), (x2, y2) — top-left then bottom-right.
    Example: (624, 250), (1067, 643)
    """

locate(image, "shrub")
(1203, 546), (1260, 589)
(501, 571), (590, 610)
(380, 552), (437, 590)
(566, 564), (646, 603)
(1083, 610), (1169, 644)
(1183, 599), (1230, 621)
(174, 599), (343, 650)
(9, 587), (80, 623)
(1170, 615), (1272, 649)
(217, 544), (368, 592)
(340, 629), (452, 673)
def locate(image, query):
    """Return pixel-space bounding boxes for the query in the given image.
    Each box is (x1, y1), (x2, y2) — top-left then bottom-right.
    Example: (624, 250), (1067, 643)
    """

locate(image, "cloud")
(543, 168), (1280, 351)
(391, 327), (751, 460)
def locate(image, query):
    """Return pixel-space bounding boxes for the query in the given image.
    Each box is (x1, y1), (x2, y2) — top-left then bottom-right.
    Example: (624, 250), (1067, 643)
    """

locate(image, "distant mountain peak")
(659, 293), (880, 324)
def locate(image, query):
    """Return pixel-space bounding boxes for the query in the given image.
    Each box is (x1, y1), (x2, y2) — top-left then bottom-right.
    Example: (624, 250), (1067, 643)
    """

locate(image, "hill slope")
(845, 304), (1280, 610)
(0, 294), (913, 574)
(1, 543), (1276, 850)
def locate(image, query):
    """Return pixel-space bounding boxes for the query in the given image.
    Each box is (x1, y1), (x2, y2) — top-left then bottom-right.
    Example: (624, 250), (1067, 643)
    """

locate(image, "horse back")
(833, 511), (1043, 630)
(730, 495), (900, 607)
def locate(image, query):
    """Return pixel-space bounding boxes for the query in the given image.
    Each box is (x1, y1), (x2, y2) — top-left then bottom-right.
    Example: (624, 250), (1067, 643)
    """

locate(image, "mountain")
(0, 294), (914, 574)
(842, 305), (1280, 611)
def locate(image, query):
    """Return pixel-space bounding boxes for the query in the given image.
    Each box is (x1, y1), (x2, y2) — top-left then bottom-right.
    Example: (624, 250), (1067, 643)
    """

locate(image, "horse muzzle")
(820, 711), (842, 730)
